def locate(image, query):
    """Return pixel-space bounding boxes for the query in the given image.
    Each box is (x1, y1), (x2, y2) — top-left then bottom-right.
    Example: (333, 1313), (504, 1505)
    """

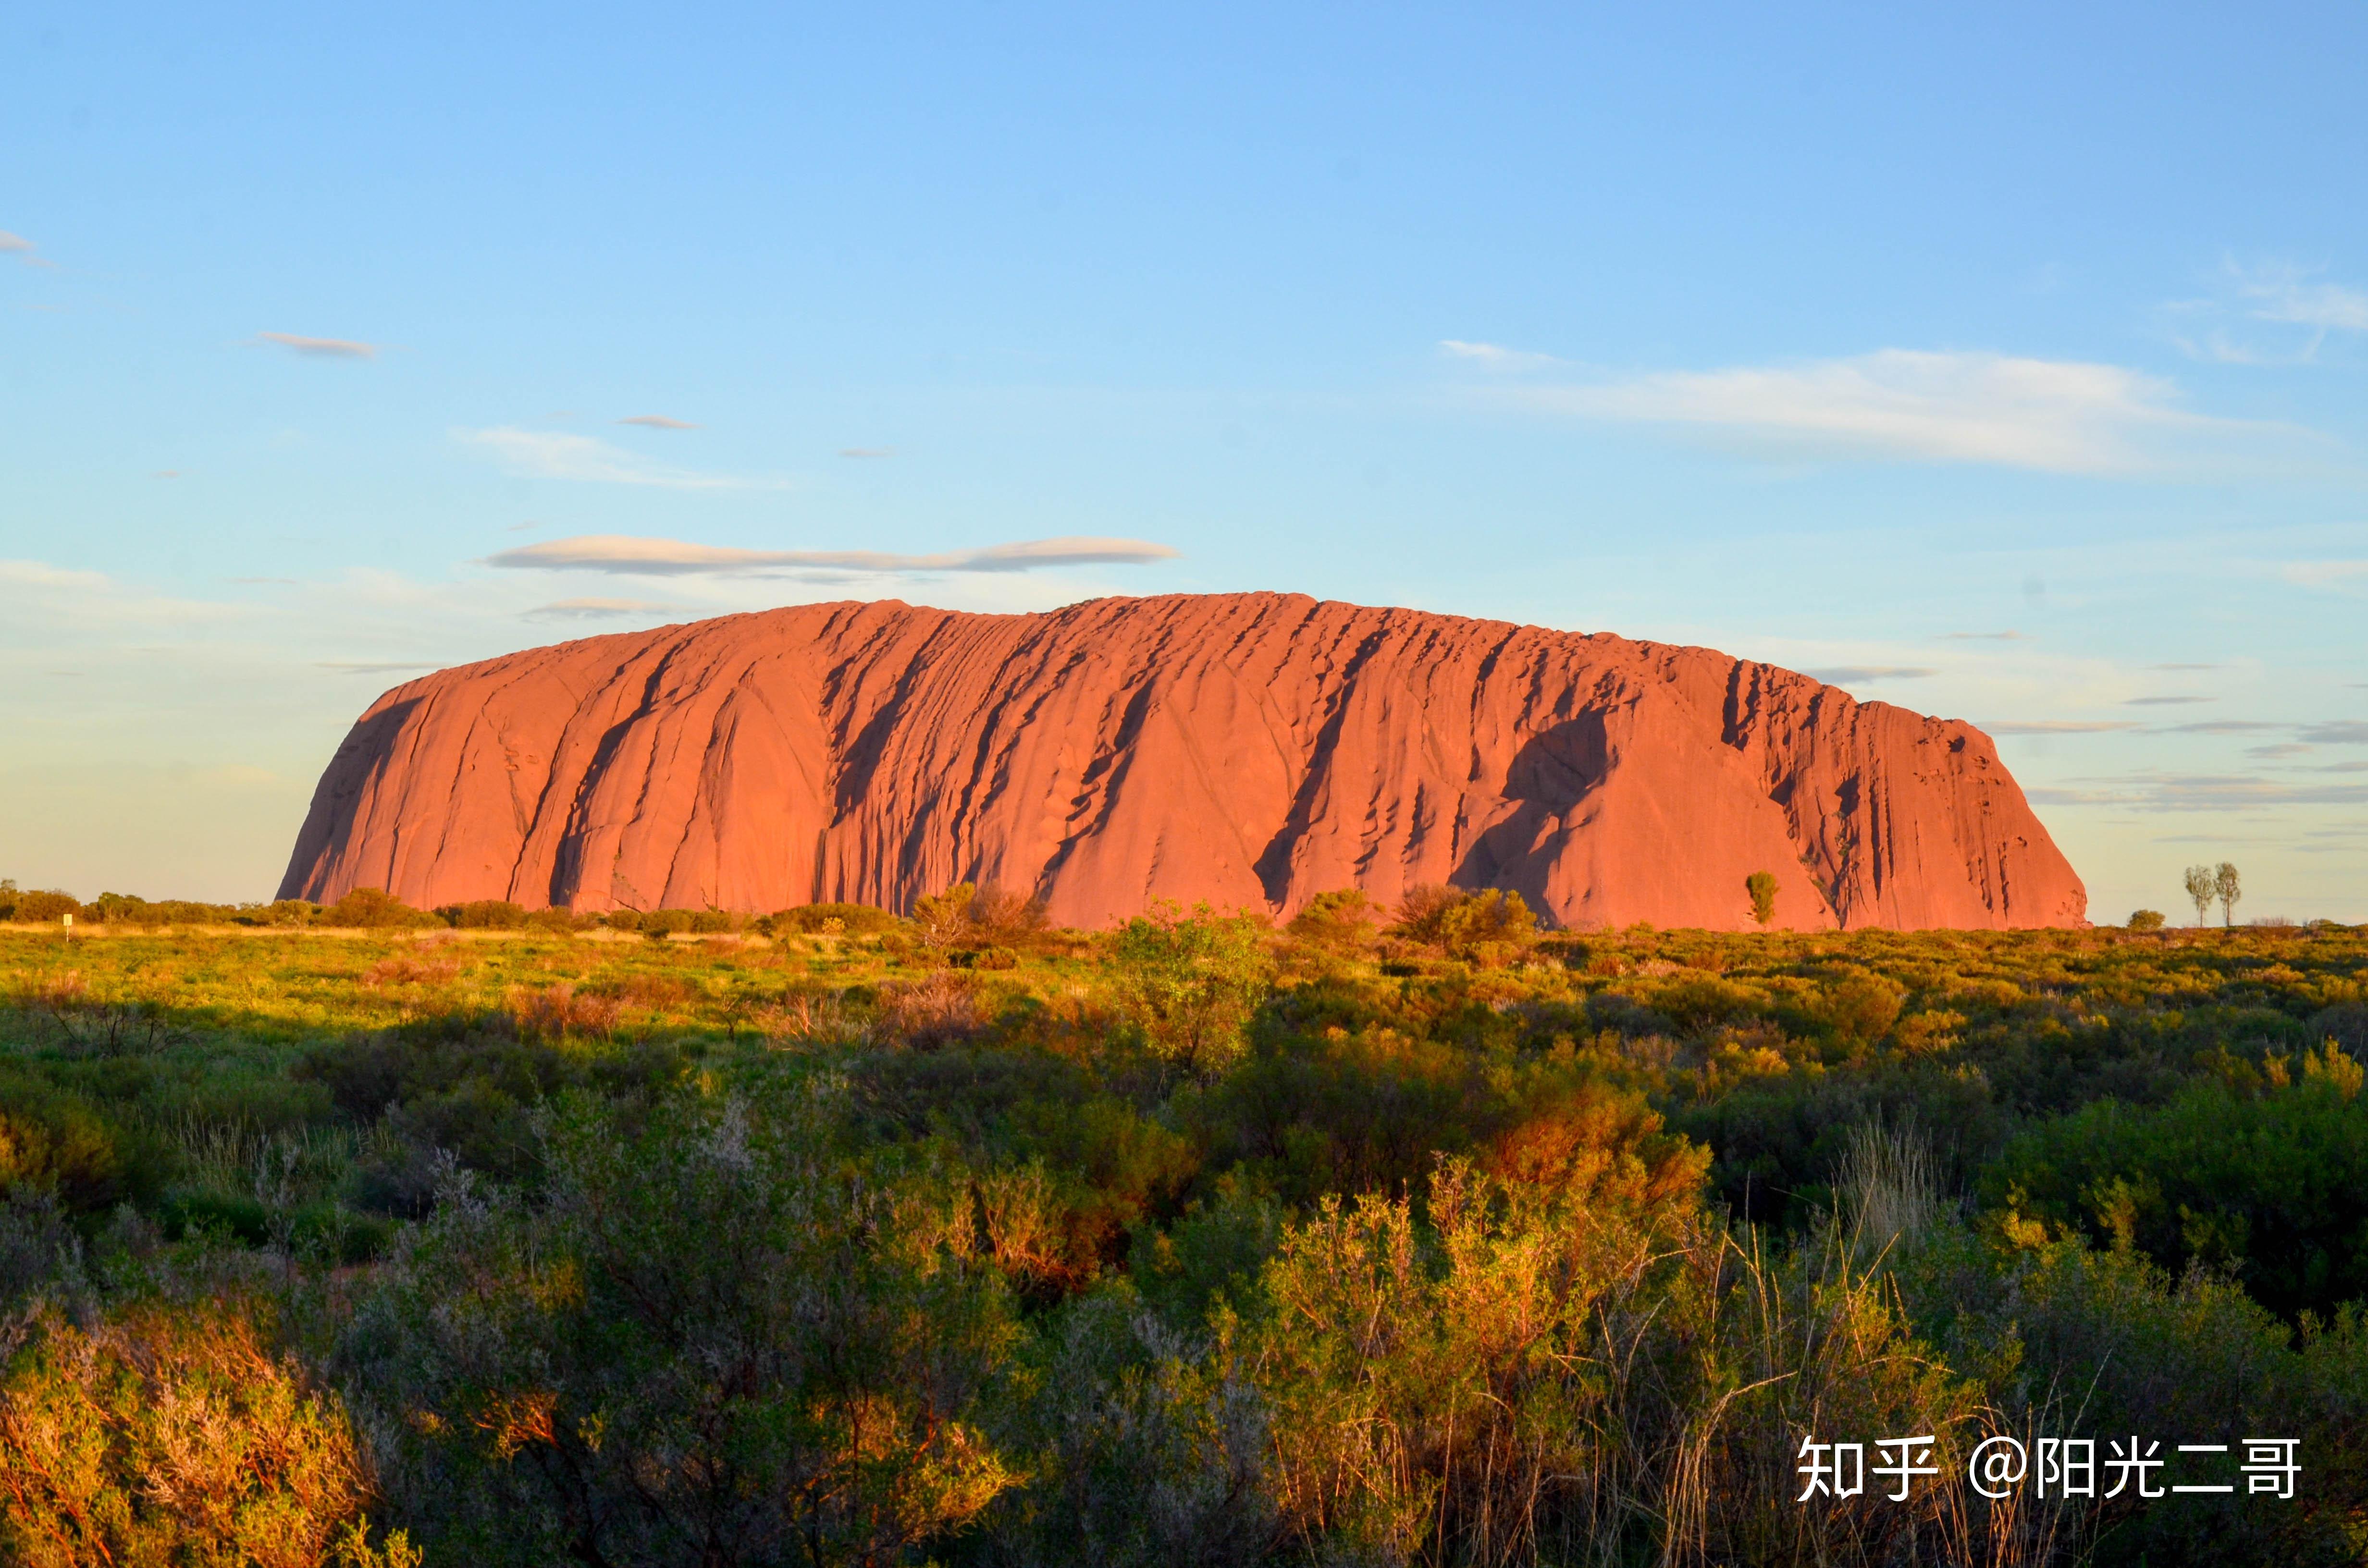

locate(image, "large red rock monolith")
(279, 593), (2086, 930)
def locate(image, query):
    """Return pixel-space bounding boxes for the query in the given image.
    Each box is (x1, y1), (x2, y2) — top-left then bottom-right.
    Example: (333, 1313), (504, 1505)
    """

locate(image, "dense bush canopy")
(2, 896), (2365, 1566)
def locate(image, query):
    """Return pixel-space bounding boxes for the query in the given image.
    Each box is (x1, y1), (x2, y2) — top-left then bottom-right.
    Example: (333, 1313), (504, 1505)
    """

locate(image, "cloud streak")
(1440, 340), (1562, 371)
(485, 533), (1182, 577)
(617, 415), (698, 429)
(2237, 265), (2368, 333)
(257, 331), (378, 359)
(460, 429), (773, 490)
(1984, 720), (2144, 735)
(1504, 349), (2269, 473)
(2029, 773), (2368, 811)
(525, 597), (691, 619)
(1803, 664), (1937, 683)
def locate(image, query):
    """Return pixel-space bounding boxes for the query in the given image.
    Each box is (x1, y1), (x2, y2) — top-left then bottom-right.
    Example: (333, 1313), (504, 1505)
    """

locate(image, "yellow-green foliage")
(0, 1296), (409, 1568)
(2, 905), (2366, 1566)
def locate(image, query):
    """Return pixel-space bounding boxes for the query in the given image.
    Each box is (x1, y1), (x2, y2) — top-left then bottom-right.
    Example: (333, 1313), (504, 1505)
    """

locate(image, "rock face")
(280, 593), (2086, 930)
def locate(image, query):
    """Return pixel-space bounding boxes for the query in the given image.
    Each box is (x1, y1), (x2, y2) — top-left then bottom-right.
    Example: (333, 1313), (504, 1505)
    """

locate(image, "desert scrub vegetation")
(2, 891), (2367, 1564)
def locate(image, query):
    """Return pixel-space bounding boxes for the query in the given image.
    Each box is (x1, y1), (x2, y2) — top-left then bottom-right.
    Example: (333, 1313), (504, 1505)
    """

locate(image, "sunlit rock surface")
(281, 593), (2087, 930)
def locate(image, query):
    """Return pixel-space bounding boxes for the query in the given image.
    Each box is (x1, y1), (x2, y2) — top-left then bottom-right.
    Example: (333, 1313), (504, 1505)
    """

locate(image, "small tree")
(1286, 888), (1383, 954)
(913, 883), (979, 949)
(1106, 902), (1272, 1077)
(2215, 861), (2242, 927)
(2183, 865), (2216, 927)
(2127, 909), (2166, 932)
(1745, 871), (1779, 927)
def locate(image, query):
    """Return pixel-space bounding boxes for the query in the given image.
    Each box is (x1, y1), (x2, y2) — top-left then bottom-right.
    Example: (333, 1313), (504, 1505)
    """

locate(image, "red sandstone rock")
(279, 593), (2087, 931)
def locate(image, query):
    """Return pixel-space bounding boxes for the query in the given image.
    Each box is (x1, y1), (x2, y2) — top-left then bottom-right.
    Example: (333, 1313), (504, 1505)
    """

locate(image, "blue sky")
(4, 1), (2364, 919)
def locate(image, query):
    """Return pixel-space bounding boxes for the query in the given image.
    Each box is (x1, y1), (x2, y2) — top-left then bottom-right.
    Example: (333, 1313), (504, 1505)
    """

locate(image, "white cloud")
(1512, 349), (2250, 473)
(2169, 262), (2368, 364)
(526, 597), (691, 619)
(2282, 559), (2368, 588)
(1984, 720), (2144, 735)
(0, 560), (236, 627)
(459, 428), (773, 490)
(2237, 265), (2368, 333)
(2030, 773), (2368, 811)
(617, 415), (699, 429)
(839, 447), (895, 458)
(0, 559), (109, 590)
(257, 331), (378, 359)
(1802, 664), (1937, 683)
(485, 533), (1183, 576)
(1940, 630), (2030, 641)
(0, 230), (36, 264)
(1439, 340), (1561, 370)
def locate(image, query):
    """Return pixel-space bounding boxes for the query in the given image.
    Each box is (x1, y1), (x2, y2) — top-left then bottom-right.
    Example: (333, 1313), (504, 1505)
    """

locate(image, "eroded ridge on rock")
(279, 593), (2086, 930)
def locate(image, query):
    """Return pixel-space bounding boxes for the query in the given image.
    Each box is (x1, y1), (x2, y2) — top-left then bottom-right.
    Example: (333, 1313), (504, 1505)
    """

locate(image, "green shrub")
(321, 888), (431, 930)
(344, 1082), (1024, 1568)
(1985, 1064), (2368, 1319)
(1746, 870), (1780, 925)
(437, 900), (527, 929)
(768, 901), (902, 937)
(1285, 889), (1384, 955)
(1387, 884), (1540, 961)
(11, 889), (81, 924)
(0, 1295), (411, 1568)
(1106, 903), (1272, 1078)
(0, 1075), (150, 1213)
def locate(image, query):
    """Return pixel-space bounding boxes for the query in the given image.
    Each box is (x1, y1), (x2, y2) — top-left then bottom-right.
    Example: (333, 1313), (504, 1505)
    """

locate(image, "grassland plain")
(2, 890), (2366, 1566)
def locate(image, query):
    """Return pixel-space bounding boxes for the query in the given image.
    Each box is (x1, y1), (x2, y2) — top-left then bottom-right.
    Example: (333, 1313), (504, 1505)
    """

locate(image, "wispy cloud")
(460, 429), (775, 491)
(2282, 560), (2368, 588)
(1803, 664), (1937, 683)
(2301, 721), (2368, 745)
(0, 230), (41, 266)
(839, 447), (895, 458)
(1440, 340), (1562, 371)
(1505, 349), (2265, 473)
(2160, 720), (2276, 733)
(1940, 630), (2029, 641)
(0, 560), (109, 591)
(1984, 720), (2144, 735)
(2237, 263), (2368, 333)
(316, 660), (444, 674)
(485, 533), (1182, 577)
(2171, 261), (2368, 364)
(257, 331), (378, 359)
(2146, 662), (2220, 670)
(2030, 773), (2368, 811)
(0, 560), (241, 631)
(525, 597), (690, 619)
(2124, 695), (2212, 707)
(617, 415), (698, 429)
